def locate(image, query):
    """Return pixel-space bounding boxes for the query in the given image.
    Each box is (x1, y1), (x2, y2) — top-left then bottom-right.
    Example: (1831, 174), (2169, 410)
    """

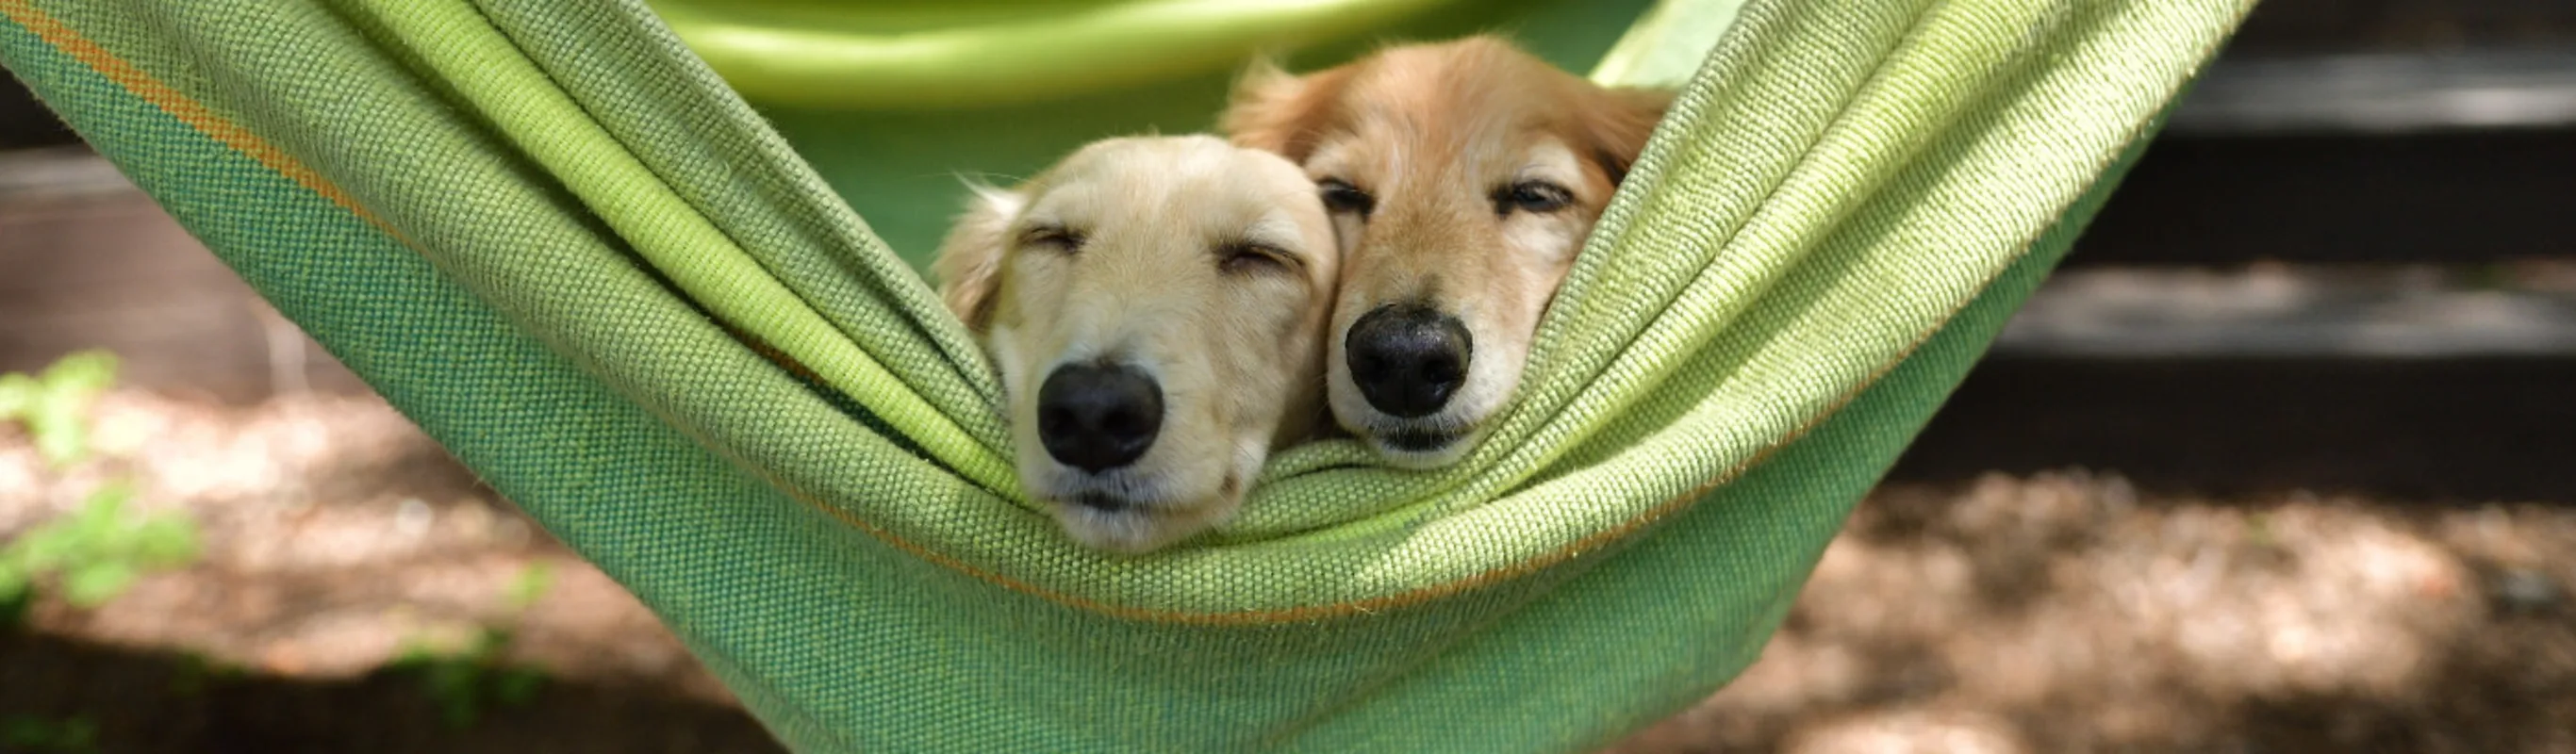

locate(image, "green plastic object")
(0, 0), (2250, 749)
(647, 0), (1474, 110)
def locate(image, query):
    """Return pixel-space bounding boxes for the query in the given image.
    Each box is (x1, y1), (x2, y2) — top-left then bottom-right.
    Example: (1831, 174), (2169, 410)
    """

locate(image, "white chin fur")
(1051, 505), (1185, 554)
(1365, 431), (1478, 469)
(1046, 492), (1242, 554)
(1032, 440), (1263, 553)
(1331, 387), (1496, 470)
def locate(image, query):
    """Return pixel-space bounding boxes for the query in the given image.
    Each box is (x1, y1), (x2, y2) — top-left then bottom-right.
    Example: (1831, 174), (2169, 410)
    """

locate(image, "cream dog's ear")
(1219, 56), (1352, 163)
(933, 183), (1025, 333)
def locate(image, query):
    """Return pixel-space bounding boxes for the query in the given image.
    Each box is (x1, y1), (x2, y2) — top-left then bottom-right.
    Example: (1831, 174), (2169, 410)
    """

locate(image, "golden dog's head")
(934, 135), (1339, 552)
(1222, 36), (1669, 467)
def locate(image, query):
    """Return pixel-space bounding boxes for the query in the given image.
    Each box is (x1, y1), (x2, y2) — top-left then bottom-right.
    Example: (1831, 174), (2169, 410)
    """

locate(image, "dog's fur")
(1222, 36), (1669, 467)
(935, 135), (1339, 553)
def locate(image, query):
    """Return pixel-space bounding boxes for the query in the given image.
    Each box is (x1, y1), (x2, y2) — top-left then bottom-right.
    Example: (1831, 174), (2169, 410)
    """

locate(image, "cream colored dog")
(1223, 37), (1670, 467)
(935, 135), (1340, 553)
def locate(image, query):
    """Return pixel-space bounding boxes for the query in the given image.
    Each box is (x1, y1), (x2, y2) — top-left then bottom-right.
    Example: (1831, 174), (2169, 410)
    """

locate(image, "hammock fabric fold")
(0, 0), (2249, 750)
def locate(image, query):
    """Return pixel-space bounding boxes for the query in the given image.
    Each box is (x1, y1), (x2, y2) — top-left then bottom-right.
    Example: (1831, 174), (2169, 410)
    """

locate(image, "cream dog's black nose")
(1037, 363), (1164, 472)
(1346, 303), (1472, 418)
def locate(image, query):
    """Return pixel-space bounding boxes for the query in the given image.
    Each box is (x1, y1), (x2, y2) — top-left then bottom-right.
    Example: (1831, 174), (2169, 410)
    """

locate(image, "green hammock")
(0, 0), (2249, 750)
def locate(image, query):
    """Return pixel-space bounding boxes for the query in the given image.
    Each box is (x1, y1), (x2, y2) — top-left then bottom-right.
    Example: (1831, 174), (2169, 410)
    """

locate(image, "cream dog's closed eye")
(934, 135), (1340, 553)
(1222, 36), (1671, 468)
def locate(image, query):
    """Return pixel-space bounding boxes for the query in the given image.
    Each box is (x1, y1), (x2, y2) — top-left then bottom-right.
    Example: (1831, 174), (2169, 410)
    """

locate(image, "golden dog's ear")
(1221, 57), (1351, 162)
(933, 183), (1025, 333)
(1579, 86), (1675, 187)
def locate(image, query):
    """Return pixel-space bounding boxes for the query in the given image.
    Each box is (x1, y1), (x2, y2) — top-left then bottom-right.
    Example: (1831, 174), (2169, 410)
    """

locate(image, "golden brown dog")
(935, 135), (1340, 552)
(1222, 36), (1669, 467)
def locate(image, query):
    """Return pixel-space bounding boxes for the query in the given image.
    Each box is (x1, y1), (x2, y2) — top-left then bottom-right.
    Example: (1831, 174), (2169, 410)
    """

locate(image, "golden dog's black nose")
(1037, 363), (1164, 473)
(1346, 303), (1472, 418)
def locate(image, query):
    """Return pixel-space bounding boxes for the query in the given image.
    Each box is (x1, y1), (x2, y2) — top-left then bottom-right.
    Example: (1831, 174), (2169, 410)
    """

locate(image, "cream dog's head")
(1222, 36), (1669, 467)
(934, 135), (1339, 552)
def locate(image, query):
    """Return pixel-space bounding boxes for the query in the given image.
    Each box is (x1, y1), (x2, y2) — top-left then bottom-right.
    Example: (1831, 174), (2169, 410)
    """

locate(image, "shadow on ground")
(0, 631), (784, 754)
(1604, 355), (2576, 752)
(1612, 467), (2576, 753)
(1891, 356), (2576, 501)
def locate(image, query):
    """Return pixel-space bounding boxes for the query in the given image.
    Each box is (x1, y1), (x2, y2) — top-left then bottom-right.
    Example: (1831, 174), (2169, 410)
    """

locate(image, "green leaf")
(388, 644), (435, 668)
(503, 564), (554, 612)
(61, 562), (138, 607)
(132, 518), (202, 566)
(0, 480), (195, 615)
(12, 351), (120, 467)
(469, 627), (514, 661)
(0, 373), (34, 421)
(69, 484), (128, 535)
(56, 718), (96, 750)
(172, 653), (218, 697)
(0, 571), (27, 604)
(493, 668), (547, 707)
(0, 715), (98, 753)
(8, 526), (76, 575)
(0, 716), (50, 746)
(37, 351), (119, 398)
(425, 663), (484, 729)
(32, 421), (88, 468)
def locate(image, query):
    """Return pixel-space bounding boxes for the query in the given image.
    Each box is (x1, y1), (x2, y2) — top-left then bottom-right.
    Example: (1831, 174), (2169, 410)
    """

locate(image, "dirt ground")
(2, 356), (2571, 753)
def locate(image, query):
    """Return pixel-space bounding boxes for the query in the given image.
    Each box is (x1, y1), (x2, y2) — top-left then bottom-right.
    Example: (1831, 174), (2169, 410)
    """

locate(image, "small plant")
(502, 562), (555, 612)
(0, 350), (119, 467)
(1, 352), (201, 627)
(389, 627), (550, 729)
(0, 714), (101, 754)
(387, 563), (559, 728)
(0, 483), (201, 615)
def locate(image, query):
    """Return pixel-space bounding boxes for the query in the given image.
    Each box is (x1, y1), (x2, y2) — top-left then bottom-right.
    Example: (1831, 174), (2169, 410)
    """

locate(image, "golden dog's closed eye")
(1494, 180), (1574, 215)
(1019, 224), (1083, 252)
(1216, 240), (1297, 275)
(1317, 178), (1375, 217)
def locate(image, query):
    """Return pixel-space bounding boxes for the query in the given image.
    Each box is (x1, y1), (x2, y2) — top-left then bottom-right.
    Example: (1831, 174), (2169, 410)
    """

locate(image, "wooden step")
(1995, 264), (2576, 358)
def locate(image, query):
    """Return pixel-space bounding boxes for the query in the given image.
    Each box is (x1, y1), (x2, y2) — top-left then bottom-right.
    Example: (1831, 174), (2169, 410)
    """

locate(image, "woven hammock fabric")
(0, 0), (2248, 750)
